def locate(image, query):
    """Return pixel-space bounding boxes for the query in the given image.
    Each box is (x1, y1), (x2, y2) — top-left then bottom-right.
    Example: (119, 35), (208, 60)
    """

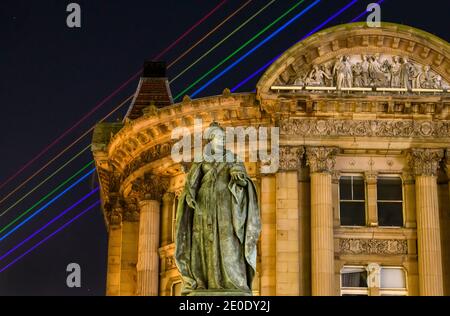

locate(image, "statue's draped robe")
(175, 159), (260, 294)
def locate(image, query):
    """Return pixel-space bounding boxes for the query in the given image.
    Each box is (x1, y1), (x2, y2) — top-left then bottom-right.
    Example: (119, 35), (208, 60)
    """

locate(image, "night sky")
(0, 0), (449, 296)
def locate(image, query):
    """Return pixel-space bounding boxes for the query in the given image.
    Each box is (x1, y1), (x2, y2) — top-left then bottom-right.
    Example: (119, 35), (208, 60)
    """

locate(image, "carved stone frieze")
(123, 142), (173, 179)
(281, 119), (450, 138)
(339, 238), (408, 255)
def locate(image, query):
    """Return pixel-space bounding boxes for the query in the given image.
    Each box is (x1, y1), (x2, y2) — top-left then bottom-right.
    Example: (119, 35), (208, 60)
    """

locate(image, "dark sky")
(0, 0), (449, 296)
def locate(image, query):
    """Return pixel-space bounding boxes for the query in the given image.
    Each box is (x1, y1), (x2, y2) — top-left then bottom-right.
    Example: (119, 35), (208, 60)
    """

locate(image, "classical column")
(120, 200), (139, 296)
(160, 192), (175, 246)
(365, 171), (378, 227)
(105, 200), (123, 296)
(260, 174), (277, 296)
(407, 148), (444, 296)
(131, 173), (169, 296)
(306, 146), (338, 296)
(275, 146), (304, 295)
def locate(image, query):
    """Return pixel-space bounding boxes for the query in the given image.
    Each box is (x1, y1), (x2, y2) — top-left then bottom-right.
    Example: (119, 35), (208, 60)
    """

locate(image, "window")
(380, 267), (407, 296)
(341, 265), (407, 296)
(339, 176), (366, 226)
(377, 177), (403, 227)
(341, 267), (368, 296)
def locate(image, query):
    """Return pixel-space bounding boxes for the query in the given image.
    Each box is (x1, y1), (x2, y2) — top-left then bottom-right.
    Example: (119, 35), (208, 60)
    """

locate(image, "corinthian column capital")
(407, 148), (444, 177)
(278, 146), (305, 171)
(305, 147), (339, 174)
(131, 173), (169, 201)
(444, 149), (450, 178)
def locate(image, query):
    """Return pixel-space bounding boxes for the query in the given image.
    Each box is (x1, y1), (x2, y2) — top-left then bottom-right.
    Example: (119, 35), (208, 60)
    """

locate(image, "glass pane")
(340, 202), (365, 226)
(342, 268), (368, 288)
(378, 177), (402, 201)
(342, 294), (369, 296)
(339, 176), (352, 200)
(353, 177), (365, 200)
(378, 202), (403, 227)
(380, 268), (406, 289)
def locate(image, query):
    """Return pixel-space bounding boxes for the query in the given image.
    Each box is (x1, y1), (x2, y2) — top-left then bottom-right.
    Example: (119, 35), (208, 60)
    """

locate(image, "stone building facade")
(92, 23), (450, 296)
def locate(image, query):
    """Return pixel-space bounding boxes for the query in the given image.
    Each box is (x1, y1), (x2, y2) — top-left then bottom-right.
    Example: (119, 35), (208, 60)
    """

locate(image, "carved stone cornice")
(339, 238), (408, 255)
(278, 146), (305, 171)
(131, 173), (169, 201)
(407, 148), (444, 177)
(281, 119), (450, 138)
(305, 146), (339, 174)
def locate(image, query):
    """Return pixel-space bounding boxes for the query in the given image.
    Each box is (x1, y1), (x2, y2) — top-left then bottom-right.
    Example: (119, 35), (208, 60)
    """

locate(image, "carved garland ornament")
(281, 119), (450, 138)
(339, 238), (408, 255)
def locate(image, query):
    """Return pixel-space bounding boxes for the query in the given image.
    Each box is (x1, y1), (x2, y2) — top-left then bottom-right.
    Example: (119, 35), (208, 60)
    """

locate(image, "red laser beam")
(0, 0), (228, 192)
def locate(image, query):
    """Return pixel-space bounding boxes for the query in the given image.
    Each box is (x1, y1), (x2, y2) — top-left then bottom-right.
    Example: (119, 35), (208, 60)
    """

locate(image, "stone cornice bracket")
(407, 148), (444, 177)
(305, 146), (339, 174)
(131, 173), (169, 201)
(278, 146), (305, 171)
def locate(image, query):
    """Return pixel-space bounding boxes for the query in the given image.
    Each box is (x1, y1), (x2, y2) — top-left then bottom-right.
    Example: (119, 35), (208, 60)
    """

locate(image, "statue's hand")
(231, 172), (247, 186)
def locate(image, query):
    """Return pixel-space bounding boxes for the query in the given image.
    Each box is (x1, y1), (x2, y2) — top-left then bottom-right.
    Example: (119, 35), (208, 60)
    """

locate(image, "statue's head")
(205, 121), (225, 152)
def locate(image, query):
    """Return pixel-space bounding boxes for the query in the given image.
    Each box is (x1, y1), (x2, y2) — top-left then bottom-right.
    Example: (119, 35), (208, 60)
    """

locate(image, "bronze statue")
(175, 122), (261, 296)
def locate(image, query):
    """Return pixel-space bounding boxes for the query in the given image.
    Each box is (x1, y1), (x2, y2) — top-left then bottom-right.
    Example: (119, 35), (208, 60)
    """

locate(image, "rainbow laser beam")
(0, 187), (99, 262)
(173, 0), (309, 100)
(0, 168), (96, 241)
(0, 199), (101, 273)
(231, 0), (364, 92)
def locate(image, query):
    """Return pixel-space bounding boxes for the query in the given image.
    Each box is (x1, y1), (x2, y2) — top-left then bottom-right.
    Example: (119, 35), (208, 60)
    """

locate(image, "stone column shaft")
(408, 148), (444, 296)
(365, 172), (378, 226)
(137, 200), (160, 296)
(306, 147), (338, 296)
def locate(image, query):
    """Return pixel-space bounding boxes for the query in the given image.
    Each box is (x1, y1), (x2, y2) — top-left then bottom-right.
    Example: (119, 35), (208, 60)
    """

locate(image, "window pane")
(378, 177), (402, 201)
(342, 293), (369, 296)
(340, 202), (365, 226)
(342, 268), (368, 288)
(380, 268), (406, 289)
(352, 177), (365, 200)
(378, 202), (403, 226)
(339, 176), (352, 200)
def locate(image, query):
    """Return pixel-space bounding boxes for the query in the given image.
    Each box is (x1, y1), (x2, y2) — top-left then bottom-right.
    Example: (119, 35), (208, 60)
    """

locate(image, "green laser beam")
(0, 160), (94, 235)
(0, 144), (92, 217)
(169, 0), (277, 84)
(174, 0), (306, 100)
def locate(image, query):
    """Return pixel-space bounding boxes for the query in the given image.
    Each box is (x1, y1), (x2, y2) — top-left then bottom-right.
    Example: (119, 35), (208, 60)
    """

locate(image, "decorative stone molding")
(305, 146), (338, 173)
(107, 199), (123, 227)
(123, 198), (140, 222)
(364, 171), (378, 184)
(281, 119), (450, 138)
(339, 238), (408, 255)
(445, 149), (450, 178)
(123, 142), (173, 179)
(131, 173), (169, 201)
(278, 146), (305, 171)
(407, 148), (444, 176)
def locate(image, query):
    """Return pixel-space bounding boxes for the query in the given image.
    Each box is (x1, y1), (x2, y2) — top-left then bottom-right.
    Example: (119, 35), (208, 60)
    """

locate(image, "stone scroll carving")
(339, 238), (408, 255)
(305, 147), (339, 173)
(407, 148), (444, 177)
(278, 146), (305, 171)
(131, 173), (169, 201)
(281, 119), (450, 138)
(277, 54), (450, 90)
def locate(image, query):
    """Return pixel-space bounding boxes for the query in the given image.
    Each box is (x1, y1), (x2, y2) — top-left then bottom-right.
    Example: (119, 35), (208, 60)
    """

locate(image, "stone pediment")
(257, 22), (450, 96)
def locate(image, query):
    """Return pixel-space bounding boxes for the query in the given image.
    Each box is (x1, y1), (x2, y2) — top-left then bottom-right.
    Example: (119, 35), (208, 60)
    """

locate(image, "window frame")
(340, 265), (369, 296)
(376, 174), (405, 228)
(379, 266), (408, 296)
(338, 174), (367, 227)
